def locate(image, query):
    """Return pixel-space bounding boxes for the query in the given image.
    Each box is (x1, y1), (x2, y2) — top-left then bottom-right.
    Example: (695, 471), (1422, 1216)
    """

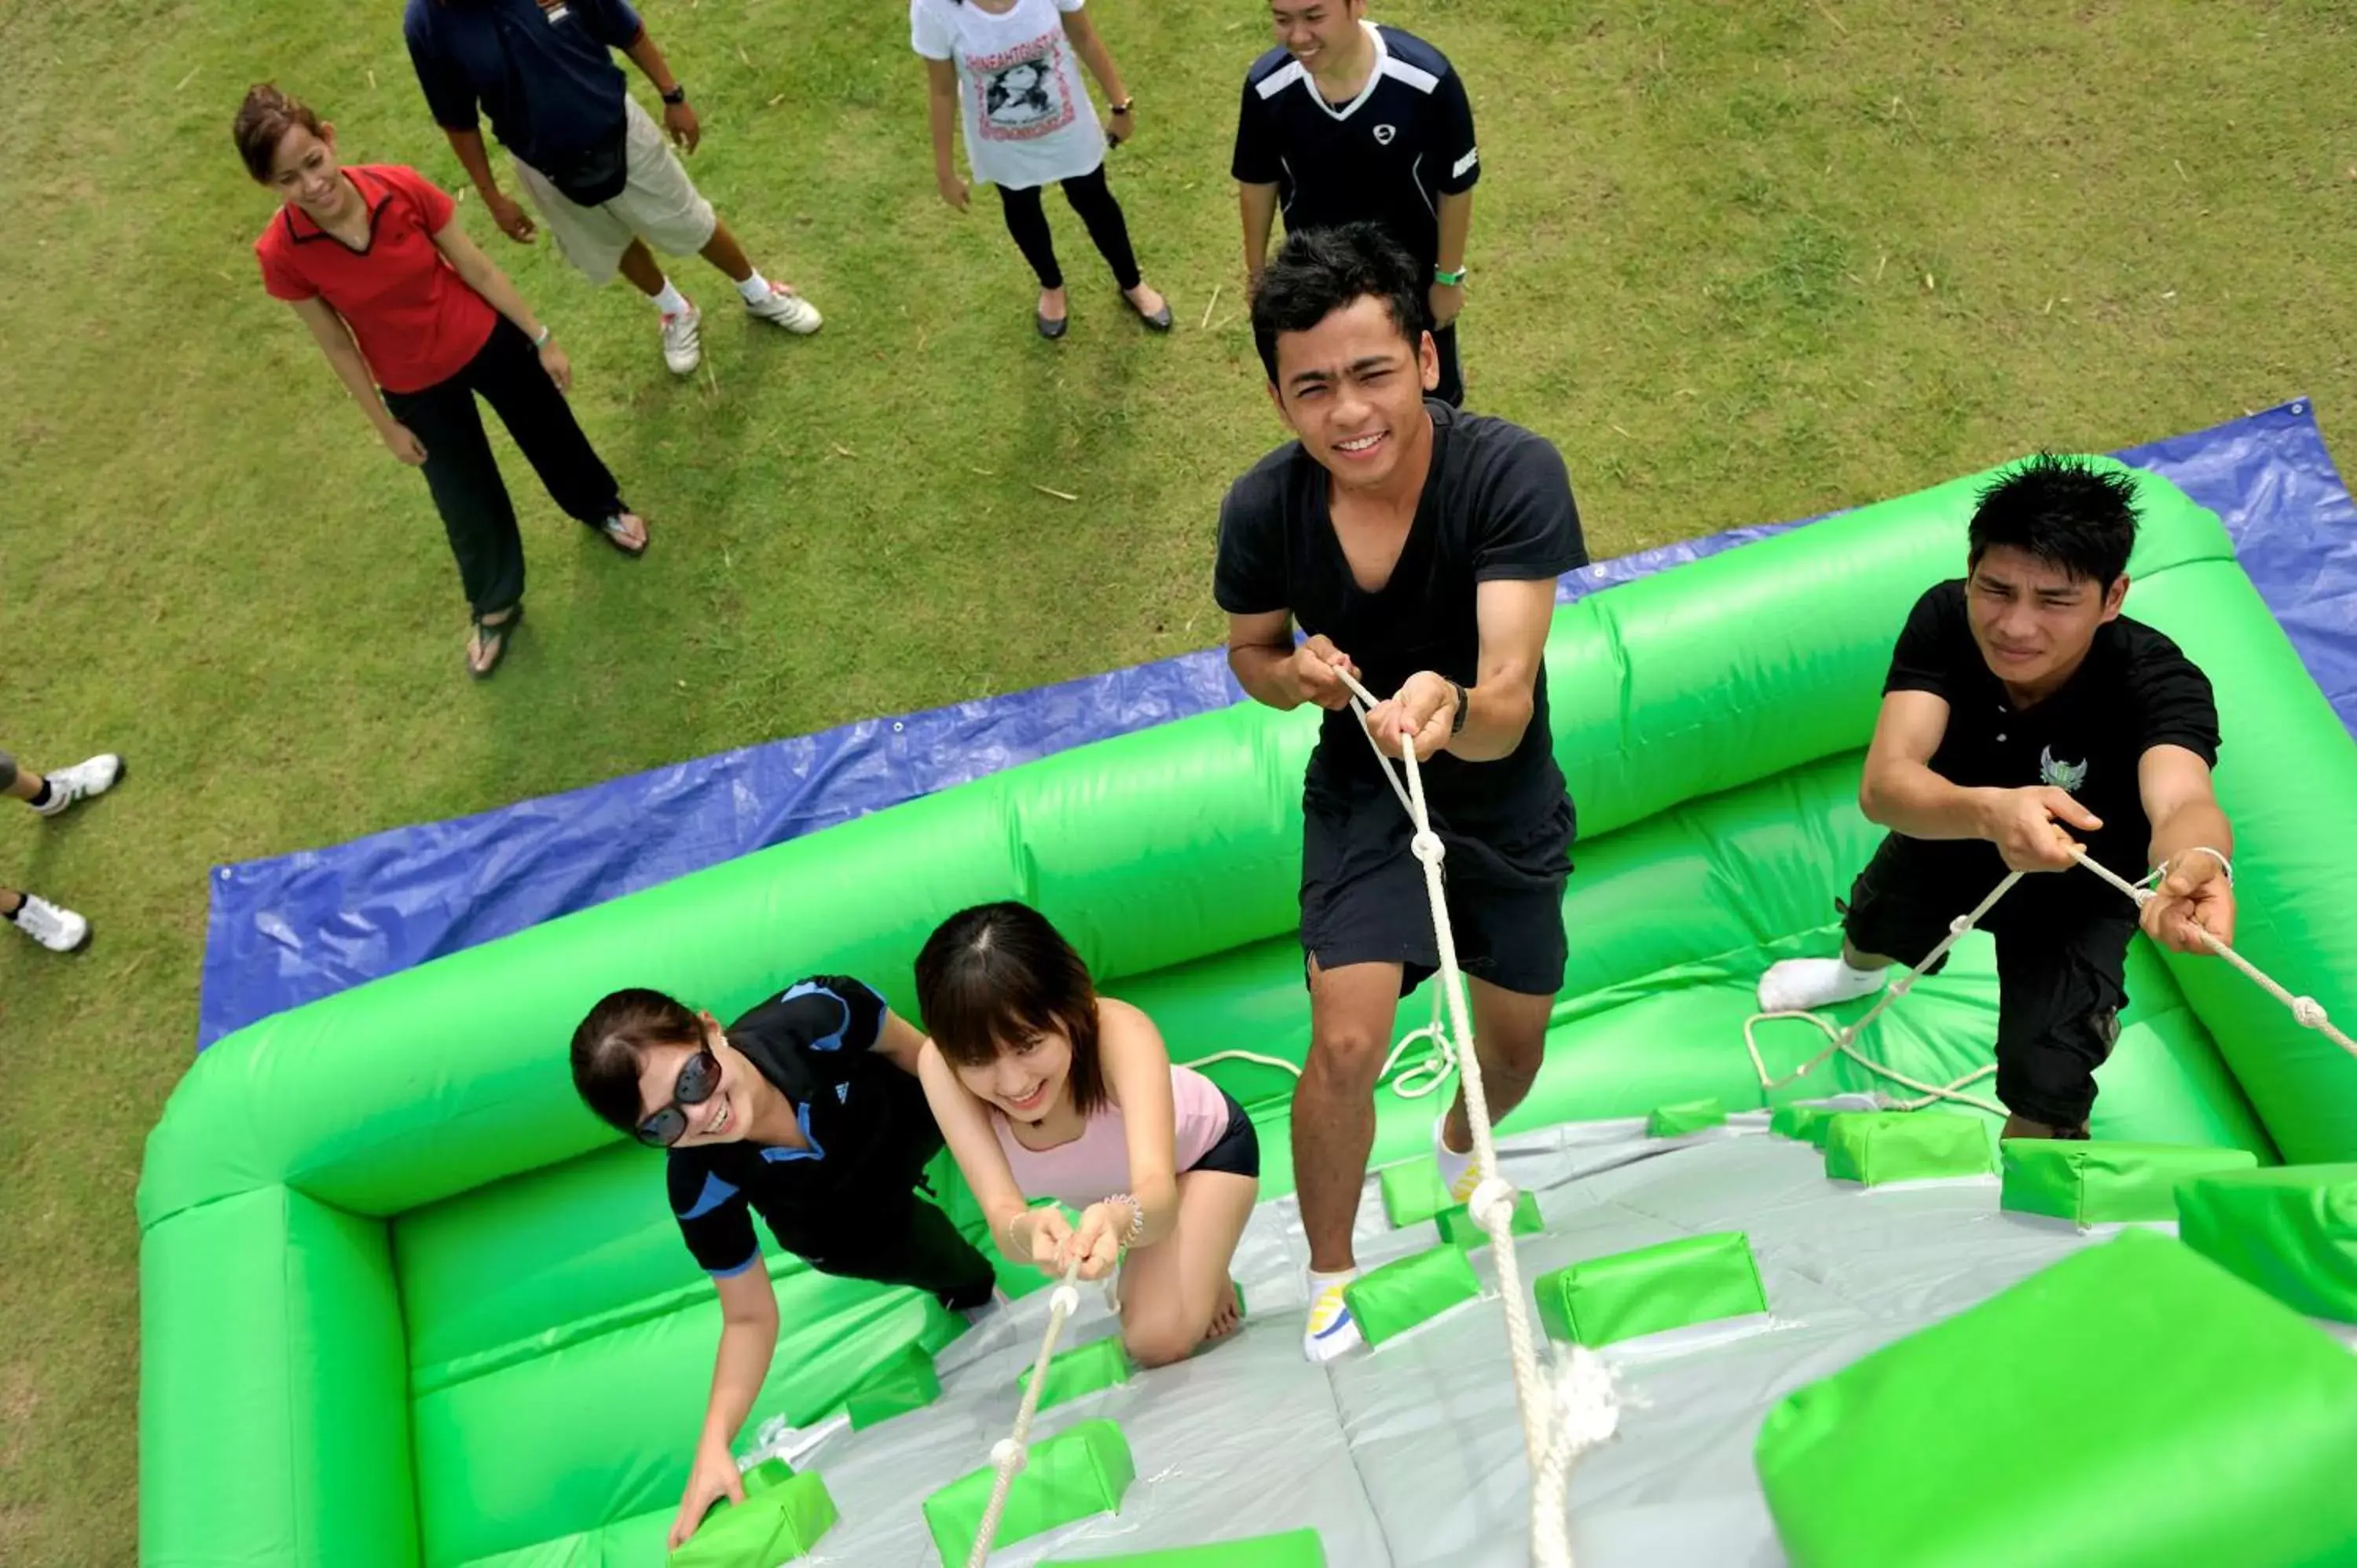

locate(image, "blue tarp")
(197, 399), (2357, 1048)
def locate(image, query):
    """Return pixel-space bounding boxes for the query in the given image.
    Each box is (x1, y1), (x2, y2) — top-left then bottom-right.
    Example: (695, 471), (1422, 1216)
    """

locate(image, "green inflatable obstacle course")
(1646, 1097), (1728, 1138)
(1754, 1229), (2357, 1568)
(1432, 1189), (1544, 1249)
(1378, 1157), (1460, 1229)
(2176, 1163), (2357, 1322)
(1824, 1112), (1996, 1185)
(1343, 1244), (1484, 1347)
(1770, 1103), (1844, 1147)
(740, 1457), (794, 1495)
(667, 1470), (837, 1567)
(1017, 1333), (1133, 1414)
(842, 1344), (941, 1431)
(1534, 1232), (1769, 1349)
(137, 456), (2357, 1564)
(2000, 1138), (2258, 1226)
(922, 1418), (1134, 1566)
(1045, 1528), (1329, 1566)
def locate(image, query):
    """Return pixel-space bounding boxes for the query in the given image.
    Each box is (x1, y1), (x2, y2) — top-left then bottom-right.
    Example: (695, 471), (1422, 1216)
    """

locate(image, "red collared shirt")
(255, 164), (498, 394)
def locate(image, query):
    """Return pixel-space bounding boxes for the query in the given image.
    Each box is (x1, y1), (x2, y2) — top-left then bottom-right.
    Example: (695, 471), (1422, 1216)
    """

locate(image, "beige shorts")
(513, 95), (718, 285)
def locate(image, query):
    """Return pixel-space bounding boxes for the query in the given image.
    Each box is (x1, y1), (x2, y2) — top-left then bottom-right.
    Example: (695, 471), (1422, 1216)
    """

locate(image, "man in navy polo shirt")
(1233, 0), (1481, 405)
(404, 0), (823, 378)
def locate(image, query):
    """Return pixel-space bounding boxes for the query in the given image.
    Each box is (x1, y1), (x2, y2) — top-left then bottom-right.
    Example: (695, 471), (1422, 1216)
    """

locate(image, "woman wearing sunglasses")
(570, 976), (997, 1549)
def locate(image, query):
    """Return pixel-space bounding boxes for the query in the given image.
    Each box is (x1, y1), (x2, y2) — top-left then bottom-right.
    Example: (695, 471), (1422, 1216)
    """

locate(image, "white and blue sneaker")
(1303, 1269), (1362, 1362)
(8, 894), (89, 952)
(1435, 1114), (1480, 1207)
(32, 753), (122, 818)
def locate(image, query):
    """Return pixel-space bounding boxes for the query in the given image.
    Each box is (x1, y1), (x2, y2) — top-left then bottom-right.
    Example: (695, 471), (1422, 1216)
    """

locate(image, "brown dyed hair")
(914, 902), (1108, 1117)
(233, 82), (325, 182)
(570, 987), (707, 1134)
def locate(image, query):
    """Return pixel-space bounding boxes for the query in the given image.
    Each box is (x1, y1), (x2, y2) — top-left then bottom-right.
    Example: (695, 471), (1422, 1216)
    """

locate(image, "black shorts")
(1300, 792), (1574, 999)
(1841, 835), (2135, 1130)
(1186, 1090), (1262, 1181)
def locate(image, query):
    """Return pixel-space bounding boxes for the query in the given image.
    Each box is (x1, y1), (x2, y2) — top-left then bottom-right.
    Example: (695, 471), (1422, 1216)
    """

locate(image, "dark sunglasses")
(636, 1046), (723, 1148)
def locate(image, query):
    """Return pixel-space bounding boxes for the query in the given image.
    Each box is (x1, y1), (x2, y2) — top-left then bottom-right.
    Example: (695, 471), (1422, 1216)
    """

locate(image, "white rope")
(1183, 987), (1457, 1098)
(965, 1261), (1083, 1568)
(1332, 667), (1596, 1568)
(1744, 845), (2357, 1118)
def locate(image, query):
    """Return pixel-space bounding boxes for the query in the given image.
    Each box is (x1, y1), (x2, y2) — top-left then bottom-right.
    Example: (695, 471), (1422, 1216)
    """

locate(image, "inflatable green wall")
(138, 459), (2357, 1566)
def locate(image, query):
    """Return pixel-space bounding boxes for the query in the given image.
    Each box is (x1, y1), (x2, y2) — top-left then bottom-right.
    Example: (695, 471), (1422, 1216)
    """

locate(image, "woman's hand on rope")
(2143, 852), (2237, 952)
(1985, 786), (2099, 873)
(1365, 671), (1458, 760)
(1017, 1207), (1074, 1273)
(1290, 635), (1360, 712)
(1062, 1202), (1128, 1280)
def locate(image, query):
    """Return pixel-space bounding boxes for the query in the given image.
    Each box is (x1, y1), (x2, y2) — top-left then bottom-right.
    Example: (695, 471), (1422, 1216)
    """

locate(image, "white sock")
(734, 269), (772, 304)
(1758, 954), (1890, 1014)
(651, 279), (689, 317)
(1307, 1266), (1357, 1302)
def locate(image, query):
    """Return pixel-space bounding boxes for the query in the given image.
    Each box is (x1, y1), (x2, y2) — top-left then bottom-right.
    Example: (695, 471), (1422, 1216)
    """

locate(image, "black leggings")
(379, 317), (625, 618)
(995, 163), (1141, 292)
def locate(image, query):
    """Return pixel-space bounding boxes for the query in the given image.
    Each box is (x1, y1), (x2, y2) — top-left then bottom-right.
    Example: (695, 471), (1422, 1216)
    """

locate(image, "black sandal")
(590, 508), (650, 559)
(469, 603), (522, 681)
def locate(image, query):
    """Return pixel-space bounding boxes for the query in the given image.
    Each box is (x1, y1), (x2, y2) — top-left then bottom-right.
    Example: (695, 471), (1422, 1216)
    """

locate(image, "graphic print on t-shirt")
(970, 32), (1075, 141)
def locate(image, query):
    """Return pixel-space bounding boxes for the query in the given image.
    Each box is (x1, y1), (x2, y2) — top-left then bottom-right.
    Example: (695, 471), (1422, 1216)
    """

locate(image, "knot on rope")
(1947, 914), (1970, 936)
(1468, 1176), (1519, 1232)
(2295, 996), (2330, 1028)
(1049, 1284), (1081, 1317)
(988, 1437), (1026, 1472)
(1410, 830), (1446, 866)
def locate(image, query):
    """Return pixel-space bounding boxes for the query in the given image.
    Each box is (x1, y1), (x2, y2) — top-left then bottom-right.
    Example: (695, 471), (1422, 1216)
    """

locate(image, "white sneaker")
(9, 895), (89, 952)
(1303, 1271), (1362, 1363)
(1435, 1114), (1479, 1207)
(660, 301), (703, 376)
(32, 753), (122, 818)
(1758, 956), (1889, 1014)
(746, 284), (822, 335)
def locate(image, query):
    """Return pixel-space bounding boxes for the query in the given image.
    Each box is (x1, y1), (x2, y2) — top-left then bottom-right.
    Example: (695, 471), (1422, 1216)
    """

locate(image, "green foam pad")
(1534, 1230), (1768, 1348)
(844, 1343), (941, 1430)
(1647, 1097), (1728, 1138)
(1770, 1104), (1841, 1147)
(1431, 1189), (1544, 1248)
(1045, 1527), (1328, 1566)
(1344, 1243), (1483, 1347)
(669, 1470), (838, 1566)
(924, 1417), (1134, 1566)
(2177, 1161), (2357, 1324)
(1378, 1159), (1455, 1229)
(741, 1456), (794, 1494)
(1823, 1112), (1992, 1185)
(1017, 1333), (1132, 1413)
(1755, 1229), (2357, 1568)
(2000, 1138), (2257, 1225)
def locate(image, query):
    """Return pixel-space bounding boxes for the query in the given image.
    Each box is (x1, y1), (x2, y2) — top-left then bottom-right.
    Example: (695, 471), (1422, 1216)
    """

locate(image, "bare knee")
(1122, 1317), (1199, 1369)
(1305, 1023), (1389, 1097)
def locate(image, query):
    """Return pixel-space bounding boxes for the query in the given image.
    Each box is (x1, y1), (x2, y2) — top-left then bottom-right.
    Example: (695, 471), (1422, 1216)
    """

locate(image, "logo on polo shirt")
(835, 1083), (850, 1103)
(1373, 124), (1396, 145)
(2040, 746), (2088, 793)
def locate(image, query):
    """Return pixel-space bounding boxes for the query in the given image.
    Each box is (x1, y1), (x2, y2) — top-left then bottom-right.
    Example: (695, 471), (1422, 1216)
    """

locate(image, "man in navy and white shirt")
(1233, 0), (1481, 405)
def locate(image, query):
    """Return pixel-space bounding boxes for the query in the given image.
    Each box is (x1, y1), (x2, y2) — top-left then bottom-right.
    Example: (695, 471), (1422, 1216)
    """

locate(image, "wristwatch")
(1446, 678), (1470, 735)
(1433, 264), (1468, 286)
(661, 83), (688, 106)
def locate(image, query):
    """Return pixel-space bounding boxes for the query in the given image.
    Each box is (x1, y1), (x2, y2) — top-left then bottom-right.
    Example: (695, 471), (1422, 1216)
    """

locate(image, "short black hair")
(1251, 222), (1428, 387)
(913, 901), (1109, 1118)
(570, 987), (704, 1134)
(1967, 452), (2140, 586)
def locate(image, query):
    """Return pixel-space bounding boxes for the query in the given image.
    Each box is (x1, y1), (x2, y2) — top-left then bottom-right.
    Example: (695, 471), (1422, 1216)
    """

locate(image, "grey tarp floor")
(780, 1104), (2352, 1566)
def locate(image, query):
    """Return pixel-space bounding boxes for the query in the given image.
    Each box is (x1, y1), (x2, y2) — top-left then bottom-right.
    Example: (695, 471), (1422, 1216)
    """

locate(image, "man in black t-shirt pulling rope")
(1758, 456), (2240, 1141)
(1215, 224), (1587, 1361)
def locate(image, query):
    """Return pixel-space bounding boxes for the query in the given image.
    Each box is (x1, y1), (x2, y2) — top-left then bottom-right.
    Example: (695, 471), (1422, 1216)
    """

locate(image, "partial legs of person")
(1758, 837), (1952, 1015)
(996, 180), (1073, 337)
(780, 1191), (999, 1313)
(2, 747), (122, 818)
(1432, 978), (1556, 1203)
(1989, 914), (2132, 1141)
(1292, 956), (1404, 1361)
(379, 370), (530, 678)
(467, 318), (647, 557)
(1112, 1168), (1259, 1367)
(2, 887), (88, 952)
(1058, 164), (1169, 329)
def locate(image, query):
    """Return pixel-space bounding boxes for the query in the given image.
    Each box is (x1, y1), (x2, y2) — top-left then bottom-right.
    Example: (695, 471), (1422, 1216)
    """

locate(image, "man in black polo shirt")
(571, 975), (996, 1546)
(1215, 224), (1585, 1361)
(1758, 455), (2239, 1141)
(1233, 0), (1480, 406)
(404, 0), (822, 379)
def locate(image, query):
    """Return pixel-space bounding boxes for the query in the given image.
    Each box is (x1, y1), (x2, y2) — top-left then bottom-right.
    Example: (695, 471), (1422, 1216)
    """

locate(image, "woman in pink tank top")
(915, 900), (1261, 1367)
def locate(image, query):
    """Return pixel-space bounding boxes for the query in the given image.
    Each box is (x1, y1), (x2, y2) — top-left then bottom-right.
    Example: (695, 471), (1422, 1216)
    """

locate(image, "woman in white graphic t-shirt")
(912, 0), (1173, 339)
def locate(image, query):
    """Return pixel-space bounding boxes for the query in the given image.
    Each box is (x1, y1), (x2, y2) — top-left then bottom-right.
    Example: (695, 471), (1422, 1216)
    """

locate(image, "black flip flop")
(469, 603), (522, 681)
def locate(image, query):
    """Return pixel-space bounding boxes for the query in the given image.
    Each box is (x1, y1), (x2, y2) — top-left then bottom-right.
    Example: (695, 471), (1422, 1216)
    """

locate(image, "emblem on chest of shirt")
(1373, 123), (1396, 145)
(2040, 746), (2088, 793)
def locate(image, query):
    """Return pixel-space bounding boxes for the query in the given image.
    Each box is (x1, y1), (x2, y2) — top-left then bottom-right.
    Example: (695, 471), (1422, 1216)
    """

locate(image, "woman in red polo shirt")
(236, 82), (649, 678)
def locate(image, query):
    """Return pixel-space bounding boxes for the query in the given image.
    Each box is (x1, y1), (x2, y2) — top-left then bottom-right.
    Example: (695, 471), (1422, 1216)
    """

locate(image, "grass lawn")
(2, 1), (2354, 1561)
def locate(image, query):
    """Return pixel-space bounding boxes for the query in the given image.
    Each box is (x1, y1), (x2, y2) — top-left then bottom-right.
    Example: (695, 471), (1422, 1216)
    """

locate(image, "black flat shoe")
(1036, 310), (1069, 340)
(1126, 289), (1173, 332)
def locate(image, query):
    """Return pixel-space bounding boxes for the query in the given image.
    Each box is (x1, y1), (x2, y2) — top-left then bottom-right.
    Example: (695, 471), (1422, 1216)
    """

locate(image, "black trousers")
(379, 317), (623, 618)
(996, 163), (1142, 292)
